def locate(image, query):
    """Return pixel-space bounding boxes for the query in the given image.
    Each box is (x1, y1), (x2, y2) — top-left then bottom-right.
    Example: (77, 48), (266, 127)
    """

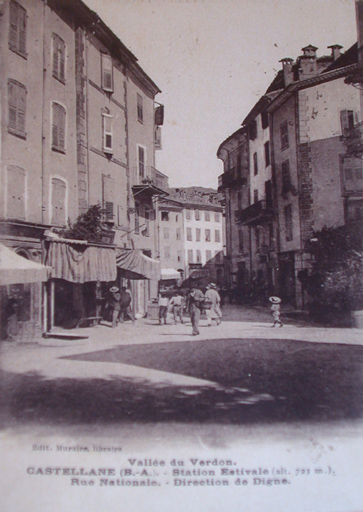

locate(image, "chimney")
(280, 58), (294, 87)
(299, 44), (318, 80)
(328, 44), (343, 61)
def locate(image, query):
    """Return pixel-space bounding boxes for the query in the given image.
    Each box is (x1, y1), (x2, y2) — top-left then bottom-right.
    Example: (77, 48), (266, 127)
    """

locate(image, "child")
(269, 296), (283, 327)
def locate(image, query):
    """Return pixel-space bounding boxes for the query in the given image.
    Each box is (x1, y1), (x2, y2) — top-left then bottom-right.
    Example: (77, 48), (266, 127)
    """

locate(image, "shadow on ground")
(2, 338), (363, 428)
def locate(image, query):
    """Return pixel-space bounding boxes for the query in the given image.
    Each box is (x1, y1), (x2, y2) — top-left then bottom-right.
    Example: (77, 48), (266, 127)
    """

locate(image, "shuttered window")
(138, 146), (145, 179)
(51, 178), (66, 226)
(137, 93), (143, 123)
(101, 54), (113, 92)
(7, 166), (26, 220)
(102, 114), (113, 153)
(52, 34), (66, 83)
(102, 175), (114, 222)
(8, 79), (26, 137)
(52, 103), (66, 152)
(9, 1), (27, 58)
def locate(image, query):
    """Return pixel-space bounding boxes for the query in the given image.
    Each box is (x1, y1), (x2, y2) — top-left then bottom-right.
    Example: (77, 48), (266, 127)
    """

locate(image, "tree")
(305, 223), (363, 325)
(61, 205), (104, 243)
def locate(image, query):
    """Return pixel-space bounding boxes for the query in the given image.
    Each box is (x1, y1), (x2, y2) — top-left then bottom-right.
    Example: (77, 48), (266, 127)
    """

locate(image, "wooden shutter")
(8, 80), (26, 135)
(102, 54), (113, 91)
(7, 166), (26, 219)
(8, 80), (17, 131)
(18, 3), (26, 55)
(9, 1), (18, 51)
(102, 175), (114, 221)
(52, 103), (65, 150)
(138, 146), (145, 178)
(59, 39), (65, 81)
(51, 178), (66, 226)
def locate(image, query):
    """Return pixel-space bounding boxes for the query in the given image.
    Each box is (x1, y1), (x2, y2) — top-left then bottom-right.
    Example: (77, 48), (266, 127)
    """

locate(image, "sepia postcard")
(1, 0), (363, 511)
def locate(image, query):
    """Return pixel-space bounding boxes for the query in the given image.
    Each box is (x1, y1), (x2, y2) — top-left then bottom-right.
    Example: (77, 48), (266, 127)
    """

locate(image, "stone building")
(0, 0), (165, 335)
(218, 42), (362, 308)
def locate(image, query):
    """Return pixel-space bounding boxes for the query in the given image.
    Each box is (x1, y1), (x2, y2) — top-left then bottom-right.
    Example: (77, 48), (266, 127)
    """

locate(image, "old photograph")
(1, 0), (363, 510)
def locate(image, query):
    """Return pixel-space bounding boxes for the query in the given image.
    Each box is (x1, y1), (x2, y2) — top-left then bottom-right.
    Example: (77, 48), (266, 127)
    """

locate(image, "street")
(1, 305), (363, 440)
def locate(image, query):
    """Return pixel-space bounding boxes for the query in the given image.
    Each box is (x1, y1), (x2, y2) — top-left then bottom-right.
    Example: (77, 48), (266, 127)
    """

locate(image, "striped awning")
(116, 248), (160, 280)
(0, 243), (51, 285)
(45, 240), (116, 283)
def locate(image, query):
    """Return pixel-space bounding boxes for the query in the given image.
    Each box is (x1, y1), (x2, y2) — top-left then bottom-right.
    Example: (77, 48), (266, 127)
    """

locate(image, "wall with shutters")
(1, 0), (44, 222)
(42, 3), (78, 226)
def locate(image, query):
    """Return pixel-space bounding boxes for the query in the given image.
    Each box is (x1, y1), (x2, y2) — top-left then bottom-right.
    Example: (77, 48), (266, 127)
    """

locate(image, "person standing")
(119, 287), (135, 324)
(108, 286), (121, 328)
(158, 293), (169, 325)
(187, 284), (204, 336)
(269, 296), (283, 327)
(169, 291), (184, 324)
(205, 283), (222, 326)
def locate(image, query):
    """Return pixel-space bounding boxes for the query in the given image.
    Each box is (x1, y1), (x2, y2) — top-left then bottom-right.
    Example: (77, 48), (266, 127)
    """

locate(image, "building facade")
(218, 42), (362, 308)
(0, 0), (166, 336)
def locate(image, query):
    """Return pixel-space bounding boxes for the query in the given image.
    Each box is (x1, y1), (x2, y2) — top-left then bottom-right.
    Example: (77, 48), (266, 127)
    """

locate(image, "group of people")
(107, 286), (135, 328)
(158, 282), (223, 336)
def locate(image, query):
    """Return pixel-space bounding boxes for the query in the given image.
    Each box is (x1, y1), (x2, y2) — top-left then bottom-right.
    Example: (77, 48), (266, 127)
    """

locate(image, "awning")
(45, 240), (116, 283)
(160, 268), (180, 280)
(0, 243), (51, 285)
(116, 248), (160, 280)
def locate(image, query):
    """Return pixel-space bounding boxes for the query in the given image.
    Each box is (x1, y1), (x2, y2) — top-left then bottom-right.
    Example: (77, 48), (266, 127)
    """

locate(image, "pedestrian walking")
(269, 296), (283, 327)
(205, 283), (222, 326)
(118, 287), (135, 324)
(169, 291), (184, 324)
(108, 286), (121, 328)
(158, 293), (169, 325)
(187, 284), (204, 336)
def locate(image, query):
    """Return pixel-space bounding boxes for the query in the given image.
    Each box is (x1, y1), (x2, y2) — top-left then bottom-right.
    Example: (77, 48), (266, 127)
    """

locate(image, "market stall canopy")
(0, 243), (51, 285)
(116, 248), (160, 280)
(160, 268), (180, 280)
(45, 239), (116, 283)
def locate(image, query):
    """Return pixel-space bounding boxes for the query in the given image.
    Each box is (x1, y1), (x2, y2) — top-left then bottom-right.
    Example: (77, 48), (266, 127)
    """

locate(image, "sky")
(84, 0), (358, 189)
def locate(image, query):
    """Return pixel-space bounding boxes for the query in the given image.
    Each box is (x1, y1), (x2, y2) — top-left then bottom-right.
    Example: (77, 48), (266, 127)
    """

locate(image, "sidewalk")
(1, 305), (362, 388)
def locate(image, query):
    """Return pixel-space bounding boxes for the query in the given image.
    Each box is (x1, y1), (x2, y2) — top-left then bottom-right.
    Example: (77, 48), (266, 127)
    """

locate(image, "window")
(215, 250), (221, 263)
(101, 53), (113, 92)
(238, 229), (244, 253)
(176, 228), (181, 240)
(51, 178), (66, 226)
(52, 103), (66, 152)
(206, 250), (212, 262)
(138, 146), (145, 179)
(340, 109), (356, 134)
(215, 230), (221, 243)
(102, 175), (114, 222)
(196, 228), (201, 241)
(284, 204), (293, 241)
(205, 229), (211, 242)
(164, 246), (171, 259)
(195, 209), (200, 220)
(261, 111), (269, 129)
(282, 160), (291, 194)
(143, 209), (150, 236)
(215, 212), (220, 222)
(155, 126), (162, 150)
(264, 141), (270, 167)
(249, 119), (257, 140)
(163, 227), (169, 240)
(205, 211), (210, 221)
(280, 120), (289, 150)
(8, 79), (26, 138)
(9, 1), (27, 58)
(161, 211), (169, 221)
(177, 250), (182, 263)
(102, 114), (113, 153)
(253, 152), (258, 176)
(188, 250), (193, 264)
(7, 165), (26, 219)
(185, 209), (191, 220)
(135, 202), (140, 234)
(52, 34), (66, 83)
(196, 250), (202, 263)
(255, 228), (260, 251)
(253, 189), (259, 203)
(137, 93), (143, 123)
(186, 227), (192, 241)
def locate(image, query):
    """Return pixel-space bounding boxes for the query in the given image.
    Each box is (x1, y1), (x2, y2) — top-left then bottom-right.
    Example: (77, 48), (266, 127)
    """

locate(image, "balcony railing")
(239, 199), (273, 225)
(218, 167), (247, 191)
(343, 123), (363, 156)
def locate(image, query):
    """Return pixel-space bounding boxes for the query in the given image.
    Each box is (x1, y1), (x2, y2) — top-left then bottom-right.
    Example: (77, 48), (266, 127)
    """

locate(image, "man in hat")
(205, 283), (222, 326)
(269, 296), (283, 327)
(109, 286), (121, 328)
(187, 282), (204, 335)
(169, 290), (184, 324)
